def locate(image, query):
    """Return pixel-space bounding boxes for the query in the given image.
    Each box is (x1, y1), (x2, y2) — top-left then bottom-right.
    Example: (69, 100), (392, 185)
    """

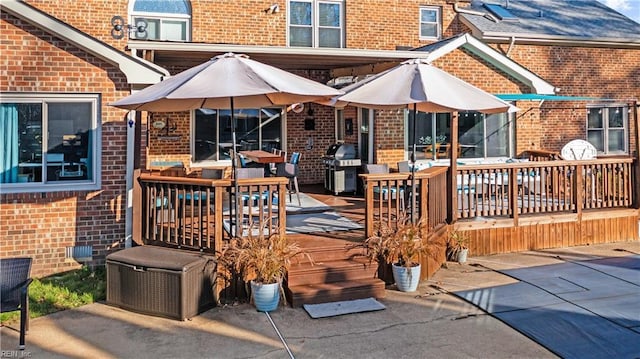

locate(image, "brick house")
(1, 0), (638, 276)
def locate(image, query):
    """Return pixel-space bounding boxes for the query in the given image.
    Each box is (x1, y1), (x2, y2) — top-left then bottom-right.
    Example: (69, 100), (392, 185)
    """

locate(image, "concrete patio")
(2, 241), (639, 358)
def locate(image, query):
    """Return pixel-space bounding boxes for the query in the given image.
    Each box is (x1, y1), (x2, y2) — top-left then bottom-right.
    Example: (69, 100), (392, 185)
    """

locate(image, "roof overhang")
(417, 33), (556, 95)
(127, 40), (431, 71)
(496, 94), (613, 101)
(1, 1), (169, 85)
(460, 18), (640, 49)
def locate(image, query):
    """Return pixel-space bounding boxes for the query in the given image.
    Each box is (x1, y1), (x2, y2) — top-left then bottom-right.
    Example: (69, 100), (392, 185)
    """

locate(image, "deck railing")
(132, 170), (288, 254)
(456, 158), (635, 222)
(360, 166), (449, 238)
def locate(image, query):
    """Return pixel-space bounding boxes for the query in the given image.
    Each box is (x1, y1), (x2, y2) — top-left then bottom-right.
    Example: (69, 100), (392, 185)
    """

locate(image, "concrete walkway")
(2, 242), (638, 358)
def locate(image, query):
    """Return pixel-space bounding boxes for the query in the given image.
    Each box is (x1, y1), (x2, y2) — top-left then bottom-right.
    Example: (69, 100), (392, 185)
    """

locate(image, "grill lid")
(326, 143), (357, 160)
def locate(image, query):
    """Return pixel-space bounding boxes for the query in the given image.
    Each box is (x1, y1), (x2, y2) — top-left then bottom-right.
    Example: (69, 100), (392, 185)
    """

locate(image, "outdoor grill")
(322, 143), (361, 195)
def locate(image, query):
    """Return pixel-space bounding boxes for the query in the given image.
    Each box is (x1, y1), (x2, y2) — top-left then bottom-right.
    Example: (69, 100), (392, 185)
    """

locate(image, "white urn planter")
(250, 281), (280, 312)
(392, 263), (421, 292)
(457, 248), (469, 264)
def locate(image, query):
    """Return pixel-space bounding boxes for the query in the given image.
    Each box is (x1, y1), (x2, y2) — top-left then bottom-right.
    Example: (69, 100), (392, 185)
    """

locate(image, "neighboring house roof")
(1, 1), (169, 85)
(459, 0), (640, 47)
(413, 33), (556, 95)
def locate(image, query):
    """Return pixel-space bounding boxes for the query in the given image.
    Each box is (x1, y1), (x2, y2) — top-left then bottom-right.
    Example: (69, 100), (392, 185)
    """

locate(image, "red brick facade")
(0, 10), (132, 276)
(1, 1), (638, 276)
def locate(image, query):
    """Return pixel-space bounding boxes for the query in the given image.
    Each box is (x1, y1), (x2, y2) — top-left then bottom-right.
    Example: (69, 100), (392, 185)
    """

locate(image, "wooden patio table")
(240, 150), (286, 164)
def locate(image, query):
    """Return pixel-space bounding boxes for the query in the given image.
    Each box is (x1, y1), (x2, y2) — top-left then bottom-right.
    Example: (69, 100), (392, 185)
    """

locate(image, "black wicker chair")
(1, 257), (33, 350)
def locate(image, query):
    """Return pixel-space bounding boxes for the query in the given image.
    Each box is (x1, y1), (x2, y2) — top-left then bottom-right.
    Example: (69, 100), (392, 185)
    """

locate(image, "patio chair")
(397, 161), (411, 173)
(276, 152), (301, 206)
(269, 148), (287, 176)
(1, 257), (33, 350)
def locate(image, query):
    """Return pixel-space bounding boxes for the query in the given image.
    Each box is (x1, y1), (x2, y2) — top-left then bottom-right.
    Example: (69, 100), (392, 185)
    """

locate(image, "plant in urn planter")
(364, 214), (436, 292)
(446, 229), (470, 264)
(220, 225), (310, 311)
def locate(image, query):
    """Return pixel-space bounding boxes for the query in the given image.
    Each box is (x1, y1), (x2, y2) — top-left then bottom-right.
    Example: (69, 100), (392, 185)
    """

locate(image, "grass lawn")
(1, 266), (106, 325)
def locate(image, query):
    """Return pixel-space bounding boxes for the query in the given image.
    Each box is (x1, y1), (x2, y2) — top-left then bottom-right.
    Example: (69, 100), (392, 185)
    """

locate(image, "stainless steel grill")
(322, 143), (361, 195)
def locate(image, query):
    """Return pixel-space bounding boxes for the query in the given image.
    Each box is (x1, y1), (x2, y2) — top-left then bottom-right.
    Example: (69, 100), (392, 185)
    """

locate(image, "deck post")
(632, 100), (640, 209)
(574, 165), (583, 222)
(448, 113), (459, 223)
(509, 167), (519, 227)
(365, 177), (374, 238)
(132, 169), (143, 245)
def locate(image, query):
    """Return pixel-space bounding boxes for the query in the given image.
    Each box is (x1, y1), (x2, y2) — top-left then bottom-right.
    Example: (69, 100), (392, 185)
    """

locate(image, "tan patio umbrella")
(333, 58), (515, 222)
(111, 52), (343, 176)
(111, 52), (342, 237)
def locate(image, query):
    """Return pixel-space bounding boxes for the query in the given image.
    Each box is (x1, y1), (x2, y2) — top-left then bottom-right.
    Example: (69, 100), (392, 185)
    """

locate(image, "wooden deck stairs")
(285, 235), (386, 307)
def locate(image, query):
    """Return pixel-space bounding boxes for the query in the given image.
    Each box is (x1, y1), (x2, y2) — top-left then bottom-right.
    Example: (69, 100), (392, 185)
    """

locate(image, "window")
(458, 111), (512, 159)
(335, 109), (345, 141)
(407, 112), (451, 160)
(0, 94), (101, 193)
(130, 0), (191, 41)
(288, 0), (344, 48)
(406, 111), (512, 160)
(587, 105), (628, 154)
(193, 108), (283, 163)
(419, 6), (441, 40)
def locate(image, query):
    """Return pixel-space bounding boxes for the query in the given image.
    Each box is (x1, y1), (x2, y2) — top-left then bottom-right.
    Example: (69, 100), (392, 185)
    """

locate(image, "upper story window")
(0, 94), (101, 194)
(419, 6), (441, 40)
(288, 0), (344, 48)
(130, 0), (191, 41)
(587, 105), (628, 154)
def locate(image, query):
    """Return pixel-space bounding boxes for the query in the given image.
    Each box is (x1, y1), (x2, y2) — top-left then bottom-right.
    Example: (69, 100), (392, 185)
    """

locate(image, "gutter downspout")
(125, 111), (135, 248)
(506, 36), (516, 57)
(453, 2), (498, 23)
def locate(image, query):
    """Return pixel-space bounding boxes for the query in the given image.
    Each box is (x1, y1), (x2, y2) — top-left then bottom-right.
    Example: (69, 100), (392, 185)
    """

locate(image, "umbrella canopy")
(335, 58), (511, 114)
(332, 58), (515, 222)
(111, 53), (343, 236)
(110, 52), (343, 112)
(111, 52), (342, 175)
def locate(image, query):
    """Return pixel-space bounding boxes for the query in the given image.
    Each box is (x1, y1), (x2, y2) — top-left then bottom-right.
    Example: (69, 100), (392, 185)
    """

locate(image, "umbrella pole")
(410, 103), (417, 223)
(230, 97), (240, 237)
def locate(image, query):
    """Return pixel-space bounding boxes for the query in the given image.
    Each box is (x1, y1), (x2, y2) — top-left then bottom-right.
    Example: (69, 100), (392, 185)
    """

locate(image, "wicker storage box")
(106, 246), (216, 321)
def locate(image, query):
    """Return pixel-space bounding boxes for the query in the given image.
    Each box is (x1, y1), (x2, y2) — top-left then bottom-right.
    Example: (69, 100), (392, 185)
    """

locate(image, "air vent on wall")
(66, 245), (93, 262)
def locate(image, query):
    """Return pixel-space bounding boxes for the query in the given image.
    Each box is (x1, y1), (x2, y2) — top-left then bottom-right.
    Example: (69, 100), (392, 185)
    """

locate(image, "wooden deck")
(132, 157), (639, 306)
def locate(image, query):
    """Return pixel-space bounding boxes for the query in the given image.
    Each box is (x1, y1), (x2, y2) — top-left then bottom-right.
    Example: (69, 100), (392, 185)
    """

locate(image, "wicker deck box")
(106, 246), (216, 321)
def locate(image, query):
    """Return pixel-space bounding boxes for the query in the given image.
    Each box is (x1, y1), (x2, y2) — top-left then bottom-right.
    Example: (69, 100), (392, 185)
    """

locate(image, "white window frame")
(586, 104), (628, 155)
(287, 0), (345, 48)
(129, 1), (191, 41)
(419, 6), (441, 40)
(190, 108), (287, 167)
(0, 93), (102, 194)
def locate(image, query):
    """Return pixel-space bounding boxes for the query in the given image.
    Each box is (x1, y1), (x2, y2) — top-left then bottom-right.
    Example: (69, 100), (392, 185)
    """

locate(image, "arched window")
(130, 0), (191, 41)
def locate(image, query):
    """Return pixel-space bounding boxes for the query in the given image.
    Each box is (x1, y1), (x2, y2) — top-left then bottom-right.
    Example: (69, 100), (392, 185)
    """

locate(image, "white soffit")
(1, 1), (168, 85)
(424, 34), (556, 95)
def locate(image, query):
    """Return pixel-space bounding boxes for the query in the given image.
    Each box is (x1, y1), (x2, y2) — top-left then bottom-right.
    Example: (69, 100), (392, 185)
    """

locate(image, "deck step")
(293, 243), (367, 264)
(287, 258), (377, 286)
(286, 278), (386, 308)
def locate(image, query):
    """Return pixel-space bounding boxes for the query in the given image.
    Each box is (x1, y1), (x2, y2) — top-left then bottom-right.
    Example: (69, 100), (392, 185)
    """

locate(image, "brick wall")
(4, 1), (637, 276)
(0, 12), (131, 277)
(26, 0), (640, 164)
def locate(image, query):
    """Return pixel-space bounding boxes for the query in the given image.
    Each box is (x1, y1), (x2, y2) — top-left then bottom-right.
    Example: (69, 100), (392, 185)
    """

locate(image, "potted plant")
(364, 215), (436, 292)
(220, 226), (309, 311)
(446, 229), (470, 264)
